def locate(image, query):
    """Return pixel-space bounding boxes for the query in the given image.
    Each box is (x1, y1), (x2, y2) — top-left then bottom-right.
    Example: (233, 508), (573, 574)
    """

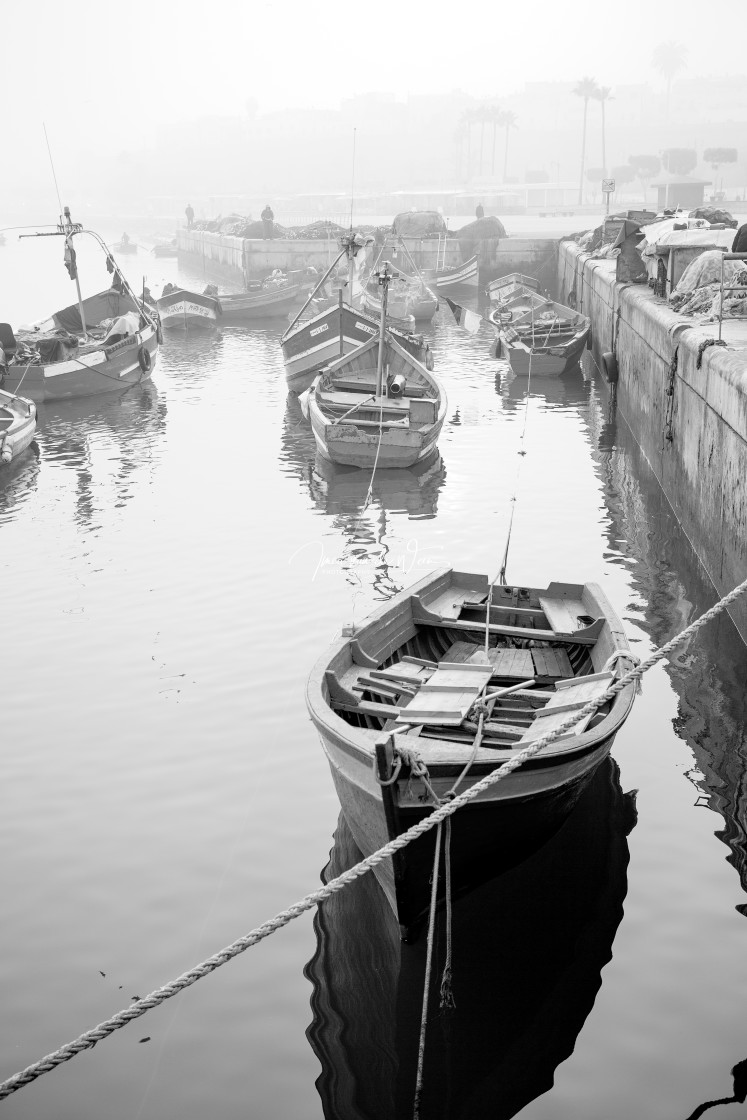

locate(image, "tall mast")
(375, 265), (390, 398)
(62, 206), (88, 340)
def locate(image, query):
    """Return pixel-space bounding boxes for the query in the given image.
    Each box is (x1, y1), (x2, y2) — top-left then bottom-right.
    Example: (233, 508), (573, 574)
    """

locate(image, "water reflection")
(37, 383), (167, 526)
(306, 758), (636, 1120)
(496, 365), (592, 408)
(0, 440), (41, 521)
(588, 374), (747, 914)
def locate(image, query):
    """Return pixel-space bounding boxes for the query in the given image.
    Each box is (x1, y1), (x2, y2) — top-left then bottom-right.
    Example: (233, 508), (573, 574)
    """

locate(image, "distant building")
(650, 172), (711, 210)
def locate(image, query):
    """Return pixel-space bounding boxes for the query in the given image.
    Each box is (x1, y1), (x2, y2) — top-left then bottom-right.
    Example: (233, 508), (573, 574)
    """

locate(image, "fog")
(2, 0), (744, 223)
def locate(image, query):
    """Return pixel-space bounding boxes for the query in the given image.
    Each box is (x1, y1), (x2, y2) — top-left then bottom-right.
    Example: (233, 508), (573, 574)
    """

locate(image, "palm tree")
(573, 77), (599, 204)
(497, 109), (518, 181)
(459, 109), (473, 181)
(652, 41), (687, 118)
(592, 85), (613, 176)
(488, 105), (502, 178)
(478, 104), (488, 177)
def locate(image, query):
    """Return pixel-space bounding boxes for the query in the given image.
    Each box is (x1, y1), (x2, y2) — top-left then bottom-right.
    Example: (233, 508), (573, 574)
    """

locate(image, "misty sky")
(3, 0), (742, 131)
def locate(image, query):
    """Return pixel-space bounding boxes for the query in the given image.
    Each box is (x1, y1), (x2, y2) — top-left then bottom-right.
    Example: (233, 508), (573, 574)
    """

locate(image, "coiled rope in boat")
(3, 571), (747, 1101)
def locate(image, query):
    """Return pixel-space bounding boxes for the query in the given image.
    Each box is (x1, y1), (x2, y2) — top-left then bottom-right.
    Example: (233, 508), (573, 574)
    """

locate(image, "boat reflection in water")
(0, 440), (41, 521)
(306, 757), (636, 1120)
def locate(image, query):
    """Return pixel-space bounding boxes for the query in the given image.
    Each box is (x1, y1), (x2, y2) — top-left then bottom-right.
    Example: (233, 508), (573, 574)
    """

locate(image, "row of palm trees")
(575, 43), (687, 206)
(454, 105), (518, 182)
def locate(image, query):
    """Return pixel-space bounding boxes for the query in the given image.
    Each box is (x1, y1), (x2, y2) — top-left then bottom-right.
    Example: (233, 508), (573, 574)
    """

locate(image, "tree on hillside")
(487, 105), (503, 177)
(704, 147), (738, 194)
(497, 109), (518, 181)
(661, 148), (697, 176)
(592, 85), (613, 175)
(652, 41), (687, 118)
(629, 154), (661, 204)
(573, 77), (600, 204)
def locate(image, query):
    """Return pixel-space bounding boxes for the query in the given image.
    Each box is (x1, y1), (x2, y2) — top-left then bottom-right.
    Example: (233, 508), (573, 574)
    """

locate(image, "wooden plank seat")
(537, 595), (596, 635)
(519, 672), (613, 742)
(322, 391), (413, 412)
(442, 640), (574, 680)
(412, 595), (603, 645)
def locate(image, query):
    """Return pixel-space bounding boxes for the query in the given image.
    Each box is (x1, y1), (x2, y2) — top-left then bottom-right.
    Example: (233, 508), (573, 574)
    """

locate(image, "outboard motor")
(388, 372), (406, 398)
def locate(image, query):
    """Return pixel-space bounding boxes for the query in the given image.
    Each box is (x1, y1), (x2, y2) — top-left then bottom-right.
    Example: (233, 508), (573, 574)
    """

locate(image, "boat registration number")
(310, 324), (329, 337)
(355, 322), (377, 336)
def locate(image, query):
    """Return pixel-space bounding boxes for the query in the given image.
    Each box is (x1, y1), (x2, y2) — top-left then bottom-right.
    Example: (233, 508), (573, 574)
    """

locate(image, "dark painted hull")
(307, 757), (635, 1119)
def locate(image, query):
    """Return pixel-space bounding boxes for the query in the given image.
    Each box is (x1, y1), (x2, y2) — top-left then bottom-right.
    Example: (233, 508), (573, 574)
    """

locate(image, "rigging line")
(497, 346), (533, 589)
(42, 123), (63, 217)
(413, 821), (442, 1120)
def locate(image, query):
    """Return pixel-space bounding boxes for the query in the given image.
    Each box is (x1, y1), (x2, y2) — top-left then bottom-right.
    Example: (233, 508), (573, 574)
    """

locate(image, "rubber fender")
(586, 327), (593, 349)
(424, 346), (434, 372)
(138, 345), (153, 374)
(493, 336), (502, 359)
(601, 351), (619, 384)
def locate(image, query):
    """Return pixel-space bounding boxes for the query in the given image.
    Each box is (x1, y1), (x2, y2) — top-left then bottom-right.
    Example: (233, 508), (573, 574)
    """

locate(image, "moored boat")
(217, 280), (307, 322)
(362, 265), (438, 322)
(0, 208), (159, 403)
(423, 253), (479, 294)
(111, 236), (137, 254)
(496, 297), (591, 376)
(0, 390), (36, 464)
(301, 267), (446, 470)
(282, 235), (432, 395)
(156, 286), (220, 330)
(151, 238), (178, 258)
(306, 566), (637, 937)
(487, 272), (541, 303)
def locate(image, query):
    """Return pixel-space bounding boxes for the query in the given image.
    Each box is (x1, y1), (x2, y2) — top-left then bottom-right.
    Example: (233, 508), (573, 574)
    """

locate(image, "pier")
(559, 239), (747, 644)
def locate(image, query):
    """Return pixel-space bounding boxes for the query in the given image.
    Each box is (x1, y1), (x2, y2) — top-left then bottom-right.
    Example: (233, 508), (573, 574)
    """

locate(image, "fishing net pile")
(688, 206), (738, 228)
(669, 250), (747, 317)
(393, 211), (447, 237)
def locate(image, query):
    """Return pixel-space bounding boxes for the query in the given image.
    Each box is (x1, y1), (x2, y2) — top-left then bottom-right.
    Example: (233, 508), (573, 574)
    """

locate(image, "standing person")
(732, 222), (747, 254)
(475, 202), (485, 219)
(185, 202), (194, 229)
(261, 203), (275, 240)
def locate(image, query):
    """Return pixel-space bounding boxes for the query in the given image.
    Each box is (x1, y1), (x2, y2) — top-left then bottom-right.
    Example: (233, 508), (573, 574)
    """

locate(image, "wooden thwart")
(395, 661), (492, 726)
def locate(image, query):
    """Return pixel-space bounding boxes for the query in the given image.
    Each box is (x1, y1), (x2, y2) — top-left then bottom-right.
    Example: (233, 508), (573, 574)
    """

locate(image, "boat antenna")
(349, 127), (357, 231)
(42, 122), (64, 218)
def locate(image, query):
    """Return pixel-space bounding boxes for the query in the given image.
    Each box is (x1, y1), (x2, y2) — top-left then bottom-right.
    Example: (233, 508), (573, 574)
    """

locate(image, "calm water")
(2, 234), (747, 1120)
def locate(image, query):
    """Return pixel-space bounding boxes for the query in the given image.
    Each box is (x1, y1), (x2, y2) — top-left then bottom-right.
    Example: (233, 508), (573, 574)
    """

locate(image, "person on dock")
(261, 204), (275, 239)
(475, 202), (485, 219)
(733, 222), (747, 255)
(185, 203), (195, 229)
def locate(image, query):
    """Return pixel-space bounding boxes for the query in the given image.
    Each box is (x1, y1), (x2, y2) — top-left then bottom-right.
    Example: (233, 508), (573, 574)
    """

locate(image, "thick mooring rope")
(3, 571), (747, 1100)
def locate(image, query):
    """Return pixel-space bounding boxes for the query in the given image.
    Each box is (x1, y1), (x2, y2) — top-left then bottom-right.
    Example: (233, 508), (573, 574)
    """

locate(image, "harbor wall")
(176, 229), (558, 286)
(559, 239), (747, 644)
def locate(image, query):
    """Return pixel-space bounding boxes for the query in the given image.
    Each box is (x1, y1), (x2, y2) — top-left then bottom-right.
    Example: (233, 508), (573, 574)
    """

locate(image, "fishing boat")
(0, 389), (36, 464)
(306, 565), (637, 937)
(111, 236), (137, 254)
(301, 267), (445, 470)
(217, 279), (307, 322)
(156, 286), (220, 330)
(362, 263), (438, 323)
(495, 298), (591, 376)
(487, 272), (541, 303)
(0, 208), (159, 403)
(151, 238), (178, 258)
(422, 247), (479, 294)
(282, 234), (432, 395)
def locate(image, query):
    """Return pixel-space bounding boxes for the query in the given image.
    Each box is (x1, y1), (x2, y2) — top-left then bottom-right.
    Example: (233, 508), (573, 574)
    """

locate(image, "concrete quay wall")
(559, 240), (747, 643)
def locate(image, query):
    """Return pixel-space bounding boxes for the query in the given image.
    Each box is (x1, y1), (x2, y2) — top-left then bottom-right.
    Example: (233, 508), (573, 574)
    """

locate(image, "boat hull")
(157, 291), (219, 330)
(363, 288), (438, 323)
(308, 400), (444, 469)
(502, 328), (589, 376)
(0, 325), (159, 403)
(424, 255), (479, 293)
(319, 717), (616, 936)
(0, 393), (36, 464)
(282, 305), (429, 395)
(219, 283), (305, 322)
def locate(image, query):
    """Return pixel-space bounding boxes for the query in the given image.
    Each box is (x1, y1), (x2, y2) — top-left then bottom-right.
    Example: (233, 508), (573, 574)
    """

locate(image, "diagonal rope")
(2, 571), (747, 1101)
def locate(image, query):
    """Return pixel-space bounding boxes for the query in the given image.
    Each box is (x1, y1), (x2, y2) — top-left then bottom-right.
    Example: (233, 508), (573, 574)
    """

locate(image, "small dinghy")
(301, 267), (446, 470)
(495, 297), (591, 376)
(306, 566), (637, 937)
(156, 286), (220, 330)
(0, 389), (37, 465)
(486, 272), (541, 303)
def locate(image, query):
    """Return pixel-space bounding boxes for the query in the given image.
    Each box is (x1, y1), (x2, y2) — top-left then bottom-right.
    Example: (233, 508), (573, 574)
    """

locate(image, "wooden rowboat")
(362, 267), (438, 323)
(0, 390), (36, 464)
(306, 566), (637, 938)
(218, 281), (306, 321)
(156, 288), (220, 330)
(497, 298), (591, 376)
(487, 272), (541, 303)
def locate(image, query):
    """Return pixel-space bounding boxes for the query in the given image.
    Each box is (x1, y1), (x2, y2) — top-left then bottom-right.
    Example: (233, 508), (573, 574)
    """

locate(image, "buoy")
(424, 346), (434, 372)
(602, 352), (619, 384)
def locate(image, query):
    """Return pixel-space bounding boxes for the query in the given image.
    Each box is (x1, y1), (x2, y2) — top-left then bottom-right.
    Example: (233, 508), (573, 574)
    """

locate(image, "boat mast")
(375, 265), (390, 398)
(62, 206), (88, 340)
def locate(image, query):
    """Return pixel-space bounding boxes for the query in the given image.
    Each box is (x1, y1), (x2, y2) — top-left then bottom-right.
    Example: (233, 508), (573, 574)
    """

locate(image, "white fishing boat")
(301, 267), (446, 470)
(0, 390), (36, 464)
(0, 208), (159, 403)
